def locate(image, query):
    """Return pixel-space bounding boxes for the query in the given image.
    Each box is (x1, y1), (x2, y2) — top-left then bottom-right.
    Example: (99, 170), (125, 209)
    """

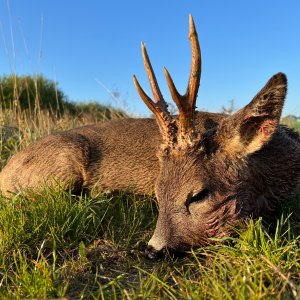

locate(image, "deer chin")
(145, 239), (192, 260)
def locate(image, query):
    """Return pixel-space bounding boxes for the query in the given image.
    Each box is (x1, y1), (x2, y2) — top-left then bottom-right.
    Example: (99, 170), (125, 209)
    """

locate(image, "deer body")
(0, 15), (299, 258)
(0, 118), (160, 195)
(0, 112), (223, 195)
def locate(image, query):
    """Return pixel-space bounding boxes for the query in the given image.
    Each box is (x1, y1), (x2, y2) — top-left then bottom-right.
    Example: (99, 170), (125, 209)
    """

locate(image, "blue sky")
(0, 0), (299, 116)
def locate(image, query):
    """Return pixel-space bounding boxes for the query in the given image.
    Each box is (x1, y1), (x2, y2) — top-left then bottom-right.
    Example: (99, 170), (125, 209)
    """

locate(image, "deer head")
(133, 15), (287, 259)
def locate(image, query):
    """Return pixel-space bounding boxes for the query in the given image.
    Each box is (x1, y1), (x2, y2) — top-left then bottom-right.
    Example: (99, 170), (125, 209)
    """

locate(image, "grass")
(0, 189), (299, 299)
(0, 103), (300, 299)
(0, 191), (157, 298)
(281, 116), (300, 133)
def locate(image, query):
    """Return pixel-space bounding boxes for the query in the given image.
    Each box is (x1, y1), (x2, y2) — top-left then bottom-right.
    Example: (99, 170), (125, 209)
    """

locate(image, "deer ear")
(217, 73), (287, 155)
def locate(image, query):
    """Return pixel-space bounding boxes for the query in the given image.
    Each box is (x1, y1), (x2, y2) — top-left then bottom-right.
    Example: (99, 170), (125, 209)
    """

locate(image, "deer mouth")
(145, 244), (188, 260)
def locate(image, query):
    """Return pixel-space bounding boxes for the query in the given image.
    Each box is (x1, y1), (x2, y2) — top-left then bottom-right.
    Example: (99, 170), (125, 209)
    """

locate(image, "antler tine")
(133, 75), (165, 124)
(141, 43), (169, 112)
(186, 14), (201, 111)
(133, 41), (177, 144)
(164, 14), (201, 139)
(133, 75), (176, 144)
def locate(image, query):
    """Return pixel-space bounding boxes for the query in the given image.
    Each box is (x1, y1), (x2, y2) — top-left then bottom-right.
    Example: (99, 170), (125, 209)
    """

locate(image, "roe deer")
(0, 15), (299, 259)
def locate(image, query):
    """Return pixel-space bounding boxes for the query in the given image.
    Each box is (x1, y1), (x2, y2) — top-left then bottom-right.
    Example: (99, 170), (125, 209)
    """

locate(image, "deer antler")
(133, 14), (201, 148)
(164, 15), (201, 142)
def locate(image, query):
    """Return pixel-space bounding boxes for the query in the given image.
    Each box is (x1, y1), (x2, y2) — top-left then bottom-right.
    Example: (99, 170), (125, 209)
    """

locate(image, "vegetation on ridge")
(0, 74), (126, 120)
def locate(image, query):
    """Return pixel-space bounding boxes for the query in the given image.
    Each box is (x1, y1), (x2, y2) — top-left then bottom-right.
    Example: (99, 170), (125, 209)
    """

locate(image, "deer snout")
(145, 245), (164, 260)
(146, 223), (168, 259)
(146, 222), (186, 259)
(147, 232), (166, 256)
(147, 211), (190, 259)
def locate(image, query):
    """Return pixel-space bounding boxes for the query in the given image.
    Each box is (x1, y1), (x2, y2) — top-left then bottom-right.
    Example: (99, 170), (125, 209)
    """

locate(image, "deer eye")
(186, 188), (210, 207)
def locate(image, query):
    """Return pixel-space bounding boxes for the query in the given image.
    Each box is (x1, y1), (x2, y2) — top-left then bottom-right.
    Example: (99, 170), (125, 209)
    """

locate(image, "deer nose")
(145, 245), (164, 260)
